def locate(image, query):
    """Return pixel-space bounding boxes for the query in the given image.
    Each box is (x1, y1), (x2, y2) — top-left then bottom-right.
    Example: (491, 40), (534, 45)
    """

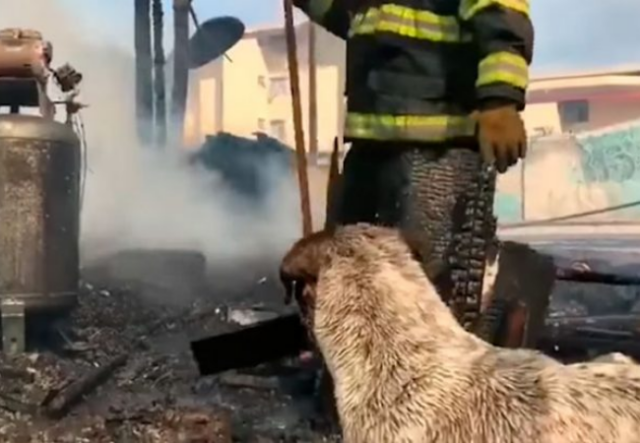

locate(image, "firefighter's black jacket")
(293, 0), (533, 143)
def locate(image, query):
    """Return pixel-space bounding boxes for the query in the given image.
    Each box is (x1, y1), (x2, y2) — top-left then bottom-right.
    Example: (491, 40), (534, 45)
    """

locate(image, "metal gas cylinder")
(0, 115), (81, 352)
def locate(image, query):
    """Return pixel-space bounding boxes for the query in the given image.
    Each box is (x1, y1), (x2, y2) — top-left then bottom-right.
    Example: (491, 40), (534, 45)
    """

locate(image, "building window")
(270, 119), (286, 141)
(558, 100), (589, 125)
(269, 76), (289, 99)
(257, 118), (265, 130)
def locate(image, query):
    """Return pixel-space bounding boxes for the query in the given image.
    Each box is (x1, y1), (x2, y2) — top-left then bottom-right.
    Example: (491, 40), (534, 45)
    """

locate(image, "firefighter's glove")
(475, 106), (527, 174)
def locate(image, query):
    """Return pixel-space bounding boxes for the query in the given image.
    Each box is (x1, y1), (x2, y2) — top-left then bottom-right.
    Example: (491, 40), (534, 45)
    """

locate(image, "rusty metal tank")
(0, 114), (81, 313)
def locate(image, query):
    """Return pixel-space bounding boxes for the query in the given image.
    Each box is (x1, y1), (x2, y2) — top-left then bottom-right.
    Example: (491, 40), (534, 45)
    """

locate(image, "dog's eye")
(294, 280), (306, 300)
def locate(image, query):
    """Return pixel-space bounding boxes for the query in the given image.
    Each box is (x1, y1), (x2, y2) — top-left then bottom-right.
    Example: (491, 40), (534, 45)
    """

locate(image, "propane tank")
(0, 115), (80, 353)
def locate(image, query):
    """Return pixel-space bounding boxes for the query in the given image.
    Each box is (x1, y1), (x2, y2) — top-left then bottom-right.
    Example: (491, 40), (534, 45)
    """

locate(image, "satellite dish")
(189, 16), (245, 69)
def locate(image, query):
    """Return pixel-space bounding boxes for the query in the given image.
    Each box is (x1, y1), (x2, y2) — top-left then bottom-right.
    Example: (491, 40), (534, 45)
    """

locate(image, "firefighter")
(294, 0), (533, 330)
(292, 0), (542, 430)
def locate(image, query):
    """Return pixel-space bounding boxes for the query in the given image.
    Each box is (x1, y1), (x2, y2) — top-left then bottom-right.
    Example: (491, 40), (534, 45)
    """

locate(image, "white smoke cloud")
(4, 0), (636, 270)
(0, 0), (301, 269)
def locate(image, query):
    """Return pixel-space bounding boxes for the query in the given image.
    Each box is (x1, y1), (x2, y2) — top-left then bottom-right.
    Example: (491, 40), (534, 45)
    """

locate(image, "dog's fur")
(280, 224), (640, 443)
(591, 352), (637, 365)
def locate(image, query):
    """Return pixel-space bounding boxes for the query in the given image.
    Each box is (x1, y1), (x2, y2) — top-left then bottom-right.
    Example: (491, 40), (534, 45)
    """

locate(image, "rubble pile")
(0, 277), (336, 442)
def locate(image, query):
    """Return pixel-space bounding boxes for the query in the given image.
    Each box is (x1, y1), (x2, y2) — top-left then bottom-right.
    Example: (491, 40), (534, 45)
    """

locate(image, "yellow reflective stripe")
(476, 52), (528, 88)
(307, 0), (334, 21)
(350, 4), (470, 42)
(459, 0), (529, 20)
(344, 113), (476, 142)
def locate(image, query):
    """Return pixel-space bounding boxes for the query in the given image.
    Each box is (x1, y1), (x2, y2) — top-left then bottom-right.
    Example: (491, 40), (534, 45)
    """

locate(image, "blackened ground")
(0, 249), (638, 442)
(0, 254), (338, 442)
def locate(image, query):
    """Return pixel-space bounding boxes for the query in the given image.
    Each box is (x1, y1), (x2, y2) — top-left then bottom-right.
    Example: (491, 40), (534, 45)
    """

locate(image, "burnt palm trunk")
(134, 0), (153, 145)
(152, 0), (166, 147)
(171, 0), (191, 145)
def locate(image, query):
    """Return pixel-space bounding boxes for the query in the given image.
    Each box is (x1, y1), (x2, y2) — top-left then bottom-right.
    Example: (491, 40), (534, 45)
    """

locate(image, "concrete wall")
(496, 121), (640, 223)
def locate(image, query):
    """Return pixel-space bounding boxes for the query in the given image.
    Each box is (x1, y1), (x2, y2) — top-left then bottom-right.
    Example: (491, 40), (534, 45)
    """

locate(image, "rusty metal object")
(0, 29), (49, 81)
(0, 28), (54, 118)
(475, 241), (556, 348)
(0, 115), (81, 321)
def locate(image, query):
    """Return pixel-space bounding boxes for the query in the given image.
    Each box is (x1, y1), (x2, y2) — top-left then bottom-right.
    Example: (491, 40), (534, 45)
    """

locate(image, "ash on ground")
(0, 253), (337, 442)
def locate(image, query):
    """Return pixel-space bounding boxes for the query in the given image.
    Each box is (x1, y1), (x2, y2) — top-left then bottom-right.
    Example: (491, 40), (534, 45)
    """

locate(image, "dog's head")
(280, 229), (335, 334)
(279, 225), (449, 331)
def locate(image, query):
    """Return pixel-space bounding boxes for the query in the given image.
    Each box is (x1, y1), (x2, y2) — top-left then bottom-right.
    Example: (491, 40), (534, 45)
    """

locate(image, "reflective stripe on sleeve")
(344, 113), (476, 142)
(350, 4), (470, 42)
(459, 0), (529, 20)
(476, 52), (528, 89)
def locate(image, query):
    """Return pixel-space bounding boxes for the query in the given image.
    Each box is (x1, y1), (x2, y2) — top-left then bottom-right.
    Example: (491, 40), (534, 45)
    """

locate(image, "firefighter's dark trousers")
(331, 141), (497, 316)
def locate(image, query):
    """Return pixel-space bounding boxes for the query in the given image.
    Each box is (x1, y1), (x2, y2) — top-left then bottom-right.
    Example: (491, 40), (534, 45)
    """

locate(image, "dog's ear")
(280, 229), (334, 303)
(281, 276), (295, 305)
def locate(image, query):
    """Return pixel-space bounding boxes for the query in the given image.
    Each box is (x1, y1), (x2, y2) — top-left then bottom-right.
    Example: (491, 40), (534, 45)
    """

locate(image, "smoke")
(0, 0), (302, 269)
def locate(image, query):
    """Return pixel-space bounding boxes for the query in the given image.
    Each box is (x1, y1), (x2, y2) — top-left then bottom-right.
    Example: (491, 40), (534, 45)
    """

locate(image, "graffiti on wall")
(495, 121), (640, 222)
(577, 121), (640, 184)
(494, 193), (521, 223)
(576, 121), (640, 216)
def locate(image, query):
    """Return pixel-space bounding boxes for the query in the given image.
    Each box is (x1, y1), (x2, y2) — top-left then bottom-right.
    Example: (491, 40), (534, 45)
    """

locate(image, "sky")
(32, 0), (640, 74)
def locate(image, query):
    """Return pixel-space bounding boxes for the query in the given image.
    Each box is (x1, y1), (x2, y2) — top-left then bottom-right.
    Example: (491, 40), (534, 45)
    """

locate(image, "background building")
(184, 21), (344, 160)
(183, 22), (640, 226)
(184, 20), (640, 150)
(524, 65), (640, 135)
(499, 65), (640, 224)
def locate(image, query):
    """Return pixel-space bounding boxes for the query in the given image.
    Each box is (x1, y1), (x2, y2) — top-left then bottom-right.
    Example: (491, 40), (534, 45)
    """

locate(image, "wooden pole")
(325, 137), (341, 229)
(308, 23), (318, 164)
(283, 0), (313, 235)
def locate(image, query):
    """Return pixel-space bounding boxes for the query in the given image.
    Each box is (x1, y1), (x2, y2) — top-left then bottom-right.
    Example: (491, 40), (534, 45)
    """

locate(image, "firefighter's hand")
(475, 106), (527, 174)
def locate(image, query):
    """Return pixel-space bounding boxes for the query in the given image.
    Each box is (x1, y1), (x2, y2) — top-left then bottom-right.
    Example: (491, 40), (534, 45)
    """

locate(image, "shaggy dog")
(280, 224), (640, 443)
